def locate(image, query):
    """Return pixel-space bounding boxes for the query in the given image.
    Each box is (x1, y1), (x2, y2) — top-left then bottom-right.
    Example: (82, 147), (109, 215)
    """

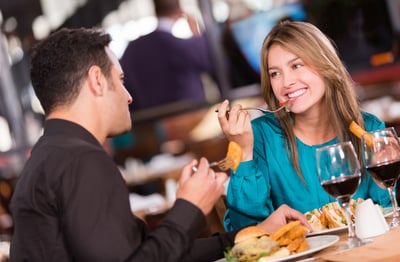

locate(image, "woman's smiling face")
(267, 44), (326, 115)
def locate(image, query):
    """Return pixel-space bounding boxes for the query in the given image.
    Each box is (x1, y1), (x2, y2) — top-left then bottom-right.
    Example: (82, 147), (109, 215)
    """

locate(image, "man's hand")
(176, 158), (228, 215)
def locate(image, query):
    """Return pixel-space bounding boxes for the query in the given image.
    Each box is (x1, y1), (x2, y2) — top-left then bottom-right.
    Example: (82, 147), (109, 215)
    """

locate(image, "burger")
(225, 226), (290, 262)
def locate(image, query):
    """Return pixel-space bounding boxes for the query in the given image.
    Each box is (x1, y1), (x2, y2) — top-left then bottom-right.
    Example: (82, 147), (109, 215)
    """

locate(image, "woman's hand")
(216, 100), (254, 161)
(258, 205), (312, 234)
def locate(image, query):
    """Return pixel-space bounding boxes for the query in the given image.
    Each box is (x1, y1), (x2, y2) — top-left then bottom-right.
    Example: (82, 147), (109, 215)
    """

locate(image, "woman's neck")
(293, 113), (335, 146)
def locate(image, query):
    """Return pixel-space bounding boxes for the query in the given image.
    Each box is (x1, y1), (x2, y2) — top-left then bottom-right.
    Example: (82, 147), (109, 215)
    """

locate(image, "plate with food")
(260, 235), (339, 262)
(305, 199), (363, 236)
(221, 221), (339, 262)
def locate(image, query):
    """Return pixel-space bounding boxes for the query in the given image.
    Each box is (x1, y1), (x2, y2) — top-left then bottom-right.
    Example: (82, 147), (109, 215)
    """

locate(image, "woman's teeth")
(288, 89), (306, 99)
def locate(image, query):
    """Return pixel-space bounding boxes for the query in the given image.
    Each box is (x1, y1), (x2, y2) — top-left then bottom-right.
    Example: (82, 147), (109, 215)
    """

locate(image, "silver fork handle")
(215, 104), (288, 114)
(191, 162), (218, 172)
(243, 105), (287, 113)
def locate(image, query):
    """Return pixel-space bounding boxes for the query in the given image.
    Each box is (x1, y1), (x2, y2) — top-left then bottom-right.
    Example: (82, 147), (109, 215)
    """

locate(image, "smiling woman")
(215, 20), (392, 232)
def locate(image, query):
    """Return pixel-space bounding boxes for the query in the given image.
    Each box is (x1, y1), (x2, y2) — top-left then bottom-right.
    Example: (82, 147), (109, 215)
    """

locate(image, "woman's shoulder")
(361, 111), (385, 130)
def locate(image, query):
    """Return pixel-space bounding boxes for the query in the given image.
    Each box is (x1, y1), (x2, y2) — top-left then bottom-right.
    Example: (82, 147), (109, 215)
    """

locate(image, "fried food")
(226, 221), (310, 261)
(271, 221), (301, 241)
(349, 121), (374, 147)
(226, 141), (243, 171)
(270, 221), (309, 254)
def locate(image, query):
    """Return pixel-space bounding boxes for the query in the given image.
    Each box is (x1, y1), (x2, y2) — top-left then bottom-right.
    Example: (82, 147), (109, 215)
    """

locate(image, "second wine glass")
(361, 127), (400, 228)
(316, 141), (365, 249)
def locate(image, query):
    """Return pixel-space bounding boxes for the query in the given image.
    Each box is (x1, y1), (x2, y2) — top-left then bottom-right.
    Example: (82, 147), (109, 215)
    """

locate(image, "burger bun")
(235, 225), (269, 244)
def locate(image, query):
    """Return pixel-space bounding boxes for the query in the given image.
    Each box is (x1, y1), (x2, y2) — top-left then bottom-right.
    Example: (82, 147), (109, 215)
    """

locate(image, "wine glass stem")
(342, 202), (356, 238)
(387, 186), (399, 219)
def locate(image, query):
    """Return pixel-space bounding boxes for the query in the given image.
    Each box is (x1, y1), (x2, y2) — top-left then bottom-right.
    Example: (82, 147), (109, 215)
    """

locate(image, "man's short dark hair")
(30, 27), (112, 115)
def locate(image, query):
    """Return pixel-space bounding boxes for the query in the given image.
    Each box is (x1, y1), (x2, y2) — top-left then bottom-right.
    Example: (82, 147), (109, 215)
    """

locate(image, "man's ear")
(87, 65), (105, 96)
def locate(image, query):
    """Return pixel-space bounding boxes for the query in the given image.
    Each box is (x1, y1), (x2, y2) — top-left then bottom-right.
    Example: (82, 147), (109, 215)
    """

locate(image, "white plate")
(215, 235), (339, 262)
(307, 225), (347, 236)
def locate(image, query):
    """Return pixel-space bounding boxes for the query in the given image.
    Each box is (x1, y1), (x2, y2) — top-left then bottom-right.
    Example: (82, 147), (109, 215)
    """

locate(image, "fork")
(215, 104), (289, 114)
(191, 157), (235, 172)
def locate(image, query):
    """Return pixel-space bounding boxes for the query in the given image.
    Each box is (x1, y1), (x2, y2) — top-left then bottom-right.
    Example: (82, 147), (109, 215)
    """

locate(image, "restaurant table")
(295, 225), (400, 262)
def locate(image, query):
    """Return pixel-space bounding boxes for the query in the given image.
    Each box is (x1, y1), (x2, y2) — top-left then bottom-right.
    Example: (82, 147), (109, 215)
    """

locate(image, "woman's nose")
(283, 73), (296, 88)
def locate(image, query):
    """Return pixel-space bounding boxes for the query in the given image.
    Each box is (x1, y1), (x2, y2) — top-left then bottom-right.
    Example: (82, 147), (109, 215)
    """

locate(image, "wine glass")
(361, 127), (400, 228)
(316, 141), (365, 249)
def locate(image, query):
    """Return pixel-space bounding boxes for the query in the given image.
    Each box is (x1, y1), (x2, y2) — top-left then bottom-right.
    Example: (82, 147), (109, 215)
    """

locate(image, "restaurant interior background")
(1, 0), (400, 244)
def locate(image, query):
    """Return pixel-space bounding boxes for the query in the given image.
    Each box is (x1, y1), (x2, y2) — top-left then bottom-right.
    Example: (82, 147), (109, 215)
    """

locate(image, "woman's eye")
(269, 71), (278, 78)
(293, 63), (303, 69)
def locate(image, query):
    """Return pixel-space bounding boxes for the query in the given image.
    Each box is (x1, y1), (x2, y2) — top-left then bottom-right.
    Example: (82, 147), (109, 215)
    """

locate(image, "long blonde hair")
(260, 20), (364, 179)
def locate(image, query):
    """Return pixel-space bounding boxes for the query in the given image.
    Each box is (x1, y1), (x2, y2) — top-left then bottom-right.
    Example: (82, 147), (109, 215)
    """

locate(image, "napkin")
(355, 198), (389, 239)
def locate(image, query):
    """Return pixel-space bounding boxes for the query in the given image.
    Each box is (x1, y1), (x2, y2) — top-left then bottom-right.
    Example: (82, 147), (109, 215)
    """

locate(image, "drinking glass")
(361, 127), (400, 228)
(316, 141), (364, 249)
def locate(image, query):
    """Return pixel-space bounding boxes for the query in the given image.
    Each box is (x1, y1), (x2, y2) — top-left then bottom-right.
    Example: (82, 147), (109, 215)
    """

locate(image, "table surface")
(294, 224), (400, 262)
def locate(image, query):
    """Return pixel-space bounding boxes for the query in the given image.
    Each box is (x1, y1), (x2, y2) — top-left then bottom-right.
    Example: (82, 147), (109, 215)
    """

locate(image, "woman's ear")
(87, 65), (105, 96)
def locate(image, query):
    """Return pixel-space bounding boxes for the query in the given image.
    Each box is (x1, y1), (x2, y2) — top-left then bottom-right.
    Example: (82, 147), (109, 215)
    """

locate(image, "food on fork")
(226, 141), (242, 172)
(225, 222), (308, 261)
(192, 141), (242, 172)
(279, 100), (290, 107)
(349, 121), (374, 147)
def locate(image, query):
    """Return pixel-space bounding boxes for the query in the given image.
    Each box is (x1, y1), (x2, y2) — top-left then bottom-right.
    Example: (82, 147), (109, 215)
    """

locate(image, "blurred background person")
(120, 0), (218, 112)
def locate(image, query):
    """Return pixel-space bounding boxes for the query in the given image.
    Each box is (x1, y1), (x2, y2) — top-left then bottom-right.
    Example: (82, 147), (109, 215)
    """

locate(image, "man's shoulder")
(32, 134), (105, 161)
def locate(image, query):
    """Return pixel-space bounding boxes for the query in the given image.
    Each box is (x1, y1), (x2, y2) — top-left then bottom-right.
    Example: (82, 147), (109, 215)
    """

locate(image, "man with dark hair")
(10, 27), (309, 261)
(120, 0), (217, 111)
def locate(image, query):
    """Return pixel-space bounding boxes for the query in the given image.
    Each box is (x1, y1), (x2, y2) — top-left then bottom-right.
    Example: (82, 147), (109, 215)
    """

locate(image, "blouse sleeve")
(224, 124), (275, 231)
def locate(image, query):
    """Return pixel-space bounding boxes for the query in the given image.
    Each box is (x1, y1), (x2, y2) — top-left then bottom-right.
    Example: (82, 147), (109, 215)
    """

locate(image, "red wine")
(366, 159), (400, 188)
(321, 175), (361, 199)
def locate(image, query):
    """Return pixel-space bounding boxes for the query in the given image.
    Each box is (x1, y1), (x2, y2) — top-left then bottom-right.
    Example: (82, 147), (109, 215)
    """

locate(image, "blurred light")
(4, 17), (17, 33)
(136, 16), (157, 35)
(7, 36), (24, 64)
(32, 15), (52, 40)
(30, 90), (44, 115)
(121, 20), (141, 41)
(243, 0), (273, 11)
(212, 0), (230, 23)
(0, 117), (13, 152)
(172, 17), (193, 38)
(40, 0), (87, 29)
(107, 25), (128, 59)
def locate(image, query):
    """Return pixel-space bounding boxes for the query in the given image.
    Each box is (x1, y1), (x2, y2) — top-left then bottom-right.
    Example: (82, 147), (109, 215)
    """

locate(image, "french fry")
(286, 238), (303, 252)
(285, 224), (307, 240)
(349, 121), (374, 147)
(271, 221), (309, 254)
(271, 221), (300, 241)
(296, 239), (309, 253)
